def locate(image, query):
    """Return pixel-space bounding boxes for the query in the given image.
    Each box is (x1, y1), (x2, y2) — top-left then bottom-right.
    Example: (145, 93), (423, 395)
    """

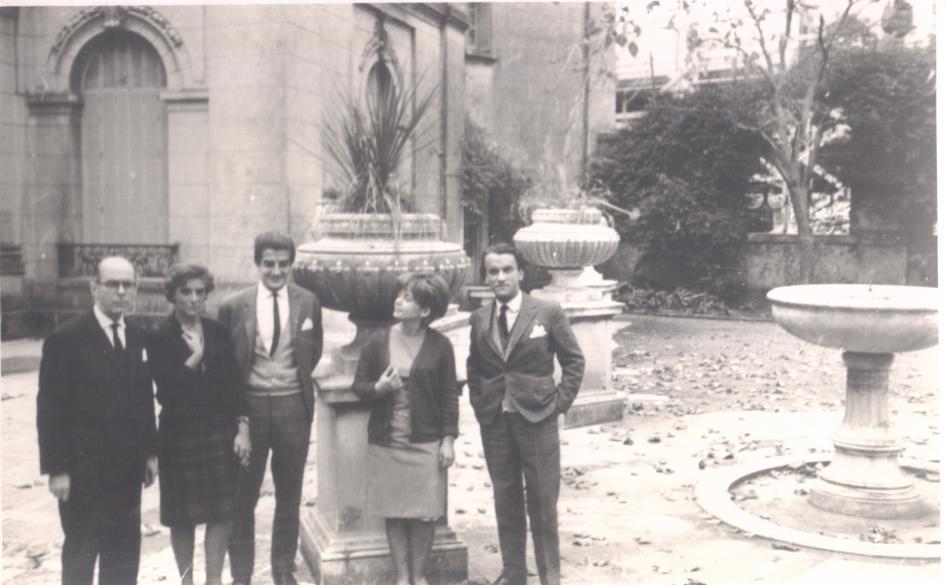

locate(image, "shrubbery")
(588, 84), (767, 300)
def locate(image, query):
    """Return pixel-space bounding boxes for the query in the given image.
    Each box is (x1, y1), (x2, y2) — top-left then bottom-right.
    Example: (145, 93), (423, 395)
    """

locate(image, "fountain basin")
(767, 284), (939, 353)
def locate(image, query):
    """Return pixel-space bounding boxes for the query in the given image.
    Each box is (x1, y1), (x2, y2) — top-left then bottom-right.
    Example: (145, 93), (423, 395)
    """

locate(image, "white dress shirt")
(93, 304), (126, 348)
(494, 290), (522, 334)
(256, 282), (290, 355)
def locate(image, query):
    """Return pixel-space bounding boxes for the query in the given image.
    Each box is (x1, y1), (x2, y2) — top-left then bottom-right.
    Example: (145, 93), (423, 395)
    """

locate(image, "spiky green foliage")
(323, 72), (438, 215)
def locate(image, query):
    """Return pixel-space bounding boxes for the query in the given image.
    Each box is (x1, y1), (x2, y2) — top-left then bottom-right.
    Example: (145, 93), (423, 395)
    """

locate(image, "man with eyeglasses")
(218, 231), (323, 585)
(37, 256), (159, 585)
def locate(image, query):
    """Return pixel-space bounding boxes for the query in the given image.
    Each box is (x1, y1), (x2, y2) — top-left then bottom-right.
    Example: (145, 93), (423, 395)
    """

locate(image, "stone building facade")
(0, 3), (618, 337)
(0, 3), (470, 335)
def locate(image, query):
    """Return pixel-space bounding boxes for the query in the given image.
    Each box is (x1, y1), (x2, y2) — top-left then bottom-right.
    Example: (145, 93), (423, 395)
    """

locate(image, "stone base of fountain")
(696, 455), (941, 559)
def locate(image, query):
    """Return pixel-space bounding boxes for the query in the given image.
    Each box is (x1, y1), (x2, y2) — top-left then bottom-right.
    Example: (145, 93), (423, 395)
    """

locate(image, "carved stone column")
(810, 351), (931, 518)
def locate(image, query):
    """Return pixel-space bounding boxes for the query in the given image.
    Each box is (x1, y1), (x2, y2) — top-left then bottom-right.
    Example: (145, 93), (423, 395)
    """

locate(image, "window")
(466, 3), (492, 57)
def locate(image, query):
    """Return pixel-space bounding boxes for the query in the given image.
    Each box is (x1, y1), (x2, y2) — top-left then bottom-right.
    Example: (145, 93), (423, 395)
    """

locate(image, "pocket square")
(301, 318), (314, 331)
(529, 324), (547, 339)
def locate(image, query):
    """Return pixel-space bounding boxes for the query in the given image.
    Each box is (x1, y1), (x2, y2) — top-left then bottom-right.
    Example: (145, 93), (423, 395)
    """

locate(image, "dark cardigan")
(148, 314), (246, 423)
(351, 326), (459, 444)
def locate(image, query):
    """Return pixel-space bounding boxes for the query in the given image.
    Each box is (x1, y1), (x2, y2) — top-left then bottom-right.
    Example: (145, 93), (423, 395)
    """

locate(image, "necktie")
(270, 291), (281, 358)
(498, 304), (510, 349)
(111, 322), (124, 352)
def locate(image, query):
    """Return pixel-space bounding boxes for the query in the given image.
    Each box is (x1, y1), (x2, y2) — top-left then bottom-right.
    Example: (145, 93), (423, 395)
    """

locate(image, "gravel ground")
(3, 314), (940, 584)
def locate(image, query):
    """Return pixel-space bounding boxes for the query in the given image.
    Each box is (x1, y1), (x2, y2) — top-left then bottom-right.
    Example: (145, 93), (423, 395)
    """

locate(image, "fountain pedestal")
(767, 284), (939, 520)
(810, 351), (930, 518)
(300, 373), (467, 585)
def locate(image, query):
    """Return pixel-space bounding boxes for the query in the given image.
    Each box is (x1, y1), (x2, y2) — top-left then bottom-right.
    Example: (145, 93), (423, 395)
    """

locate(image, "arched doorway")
(73, 30), (168, 244)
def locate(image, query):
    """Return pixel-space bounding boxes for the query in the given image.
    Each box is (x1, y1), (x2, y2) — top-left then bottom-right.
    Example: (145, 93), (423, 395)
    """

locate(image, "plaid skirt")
(158, 415), (238, 527)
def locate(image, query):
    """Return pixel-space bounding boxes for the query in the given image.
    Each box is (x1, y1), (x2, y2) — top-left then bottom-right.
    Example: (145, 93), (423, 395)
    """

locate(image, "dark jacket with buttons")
(352, 327), (460, 444)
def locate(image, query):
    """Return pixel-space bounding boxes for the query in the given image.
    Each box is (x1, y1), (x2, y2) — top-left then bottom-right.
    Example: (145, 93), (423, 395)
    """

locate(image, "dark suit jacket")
(148, 314), (246, 424)
(37, 311), (158, 479)
(216, 282), (322, 421)
(466, 293), (585, 426)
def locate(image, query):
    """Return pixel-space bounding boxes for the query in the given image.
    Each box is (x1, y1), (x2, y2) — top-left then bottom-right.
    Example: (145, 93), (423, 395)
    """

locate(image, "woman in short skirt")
(352, 273), (460, 585)
(149, 262), (251, 585)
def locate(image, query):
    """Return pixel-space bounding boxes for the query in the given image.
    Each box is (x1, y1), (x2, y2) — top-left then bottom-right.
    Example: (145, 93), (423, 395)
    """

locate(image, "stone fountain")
(766, 284), (939, 518)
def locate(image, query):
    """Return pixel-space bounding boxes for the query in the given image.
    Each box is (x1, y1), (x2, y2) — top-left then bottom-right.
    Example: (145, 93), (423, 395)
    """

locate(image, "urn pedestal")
(513, 207), (627, 427)
(299, 375), (468, 585)
(294, 213), (469, 584)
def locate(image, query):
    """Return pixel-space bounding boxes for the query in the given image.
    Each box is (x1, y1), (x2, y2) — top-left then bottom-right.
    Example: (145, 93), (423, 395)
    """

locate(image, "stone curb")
(695, 454), (942, 560)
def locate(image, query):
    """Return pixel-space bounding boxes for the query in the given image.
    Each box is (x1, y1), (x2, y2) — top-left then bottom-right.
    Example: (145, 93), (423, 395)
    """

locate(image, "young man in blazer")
(37, 256), (159, 585)
(466, 243), (585, 585)
(218, 232), (323, 585)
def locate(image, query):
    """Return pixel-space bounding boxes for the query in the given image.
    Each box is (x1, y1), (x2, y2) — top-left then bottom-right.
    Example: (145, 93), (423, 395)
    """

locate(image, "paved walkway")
(2, 311), (940, 584)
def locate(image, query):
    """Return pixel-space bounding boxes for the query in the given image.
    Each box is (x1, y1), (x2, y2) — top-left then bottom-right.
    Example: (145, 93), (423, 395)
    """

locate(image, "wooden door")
(79, 31), (167, 244)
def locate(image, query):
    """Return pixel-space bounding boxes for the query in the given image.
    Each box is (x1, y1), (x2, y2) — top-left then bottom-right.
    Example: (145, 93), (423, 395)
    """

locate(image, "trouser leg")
(229, 396), (273, 583)
(269, 394), (311, 575)
(480, 415), (527, 582)
(515, 416), (561, 585)
(98, 465), (143, 585)
(59, 494), (101, 585)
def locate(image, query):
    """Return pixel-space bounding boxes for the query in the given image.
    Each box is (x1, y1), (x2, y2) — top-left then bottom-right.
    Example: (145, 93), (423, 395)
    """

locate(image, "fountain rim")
(767, 284), (940, 313)
(695, 454), (941, 559)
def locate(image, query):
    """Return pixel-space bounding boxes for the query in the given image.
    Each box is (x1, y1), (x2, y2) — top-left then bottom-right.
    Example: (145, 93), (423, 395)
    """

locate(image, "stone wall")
(465, 2), (614, 191)
(600, 234), (912, 291)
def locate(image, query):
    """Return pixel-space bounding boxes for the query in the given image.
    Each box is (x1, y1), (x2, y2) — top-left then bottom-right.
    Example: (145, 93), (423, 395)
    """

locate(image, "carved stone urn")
(513, 207), (620, 302)
(294, 212), (469, 375)
(512, 206), (626, 427)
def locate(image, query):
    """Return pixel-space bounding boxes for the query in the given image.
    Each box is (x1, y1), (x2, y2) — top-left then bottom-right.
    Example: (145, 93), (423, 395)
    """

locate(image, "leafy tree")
(819, 42), (935, 236)
(588, 84), (768, 297)
(818, 39), (936, 283)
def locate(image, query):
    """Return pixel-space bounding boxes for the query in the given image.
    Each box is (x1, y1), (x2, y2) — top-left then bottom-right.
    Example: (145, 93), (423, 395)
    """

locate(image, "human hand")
(234, 427), (252, 467)
(438, 437), (455, 469)
(144, 456), (159, 487)
(181, 330), (204, 360)
(374, 365), (403, 395)
(49, 473), (70, 501)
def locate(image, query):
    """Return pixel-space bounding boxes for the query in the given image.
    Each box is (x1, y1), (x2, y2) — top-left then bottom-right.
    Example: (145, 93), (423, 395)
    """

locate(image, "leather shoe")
(493, 573), (527, 585)
(272, 573), (299, 585)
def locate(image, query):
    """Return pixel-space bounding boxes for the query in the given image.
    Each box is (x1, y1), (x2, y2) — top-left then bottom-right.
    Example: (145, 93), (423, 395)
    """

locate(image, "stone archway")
(41, 5), (191, 96)
(74, 29), (168, 244)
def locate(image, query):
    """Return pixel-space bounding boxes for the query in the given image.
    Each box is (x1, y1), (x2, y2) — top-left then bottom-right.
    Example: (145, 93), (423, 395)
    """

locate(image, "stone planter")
(513, 207), (619, 299)
(293, 213), (470, 584)
(512, 206), (626, 427)
(294, 213), (469, 375)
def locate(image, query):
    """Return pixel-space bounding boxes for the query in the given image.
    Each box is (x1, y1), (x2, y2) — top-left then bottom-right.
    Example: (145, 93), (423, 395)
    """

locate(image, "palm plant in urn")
(293, 68), (469, 376)
(513, 183), (622, 300)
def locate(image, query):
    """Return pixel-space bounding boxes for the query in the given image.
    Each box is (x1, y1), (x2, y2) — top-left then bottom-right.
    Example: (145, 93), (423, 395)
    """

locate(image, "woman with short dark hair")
(352, 272), (459, 585)
(149, 262), (251, 585)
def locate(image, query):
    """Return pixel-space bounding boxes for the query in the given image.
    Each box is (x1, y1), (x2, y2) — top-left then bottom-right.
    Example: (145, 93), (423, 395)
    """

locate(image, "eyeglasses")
(97, 280), (137, 292)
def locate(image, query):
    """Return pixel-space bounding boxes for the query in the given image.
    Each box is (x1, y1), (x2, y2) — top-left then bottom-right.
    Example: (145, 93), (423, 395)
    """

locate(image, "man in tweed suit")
(218, 232), (323, 585)
(466, 243), (585, 585)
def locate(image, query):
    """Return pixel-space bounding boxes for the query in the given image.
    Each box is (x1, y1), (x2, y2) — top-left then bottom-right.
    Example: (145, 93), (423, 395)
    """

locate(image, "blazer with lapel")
(216, 282), (323, 421)
(466, 293), (585, 426)
(37, 312), (157, 479)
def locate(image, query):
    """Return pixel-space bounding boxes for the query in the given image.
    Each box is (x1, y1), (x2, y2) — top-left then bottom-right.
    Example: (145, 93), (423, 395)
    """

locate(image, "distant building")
(463, 2), (615, 272)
